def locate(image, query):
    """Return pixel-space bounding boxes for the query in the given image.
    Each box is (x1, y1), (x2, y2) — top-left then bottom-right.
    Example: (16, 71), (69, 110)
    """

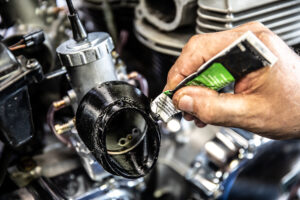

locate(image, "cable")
(8, 39), (25, 48)
(65, 0), (87, 42)
(47, 100), (71, 146)
(8, 30), (45, 51)
(66, 0), (76, 15)
(9, 44), (26, 51)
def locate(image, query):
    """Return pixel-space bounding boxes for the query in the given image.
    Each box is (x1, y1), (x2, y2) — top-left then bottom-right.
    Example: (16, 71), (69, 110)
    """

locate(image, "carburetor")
(55, 0), (160, 179)
(56, 3), (116, 103)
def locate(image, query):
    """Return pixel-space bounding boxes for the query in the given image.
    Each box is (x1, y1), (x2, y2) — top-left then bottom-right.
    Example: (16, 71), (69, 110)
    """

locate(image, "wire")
(8, 39), (25, 48)
(8, 30), (45, 51)
(9, 44), (26, 51)
(65, 0), (76, 15)
(47, 101), (71, 146)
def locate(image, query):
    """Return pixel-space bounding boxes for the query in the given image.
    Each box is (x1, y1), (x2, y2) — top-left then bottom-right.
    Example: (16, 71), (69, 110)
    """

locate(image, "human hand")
(164, 22), (300, 139)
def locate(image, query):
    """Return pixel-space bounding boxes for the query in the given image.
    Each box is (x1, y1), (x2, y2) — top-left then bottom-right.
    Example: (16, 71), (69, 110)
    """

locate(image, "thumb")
(173, 86), (255, 127)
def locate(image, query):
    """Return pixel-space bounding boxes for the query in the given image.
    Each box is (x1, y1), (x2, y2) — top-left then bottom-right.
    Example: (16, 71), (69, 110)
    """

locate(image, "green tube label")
(186, 62), (235, 90)
(163, 62), (235, 96)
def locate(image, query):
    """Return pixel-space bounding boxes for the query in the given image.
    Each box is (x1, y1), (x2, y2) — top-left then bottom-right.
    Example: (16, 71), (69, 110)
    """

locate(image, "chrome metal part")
(158, 123), (218, 177)
(153, 118), (267, 199)
(75, 177), (145, 200)
(56, 32), (114, 67)
(186, 128), (266, 198)
(56, 32), (117, 102)
(69, 128), (111, 182)
(136, 0), (197, 31)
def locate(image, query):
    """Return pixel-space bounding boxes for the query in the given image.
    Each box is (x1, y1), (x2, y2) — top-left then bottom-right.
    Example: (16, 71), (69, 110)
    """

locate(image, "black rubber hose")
(66, 0), (76, 15)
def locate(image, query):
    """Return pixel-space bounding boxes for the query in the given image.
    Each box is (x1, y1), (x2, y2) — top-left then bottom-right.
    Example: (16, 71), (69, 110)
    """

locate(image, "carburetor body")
(56, 32), (117, 103)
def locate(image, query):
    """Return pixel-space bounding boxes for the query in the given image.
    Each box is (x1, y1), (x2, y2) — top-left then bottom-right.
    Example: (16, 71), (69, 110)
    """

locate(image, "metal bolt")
(26, 59), (39, 69)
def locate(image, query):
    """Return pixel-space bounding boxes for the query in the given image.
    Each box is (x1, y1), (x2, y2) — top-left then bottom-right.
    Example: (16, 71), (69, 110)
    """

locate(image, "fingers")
(183, 113), (194, 121)
(194, 119), (207, 128)
(164, 22), (271, 91)
(173, 86), (255, 127)
(183, 112), (207, 127)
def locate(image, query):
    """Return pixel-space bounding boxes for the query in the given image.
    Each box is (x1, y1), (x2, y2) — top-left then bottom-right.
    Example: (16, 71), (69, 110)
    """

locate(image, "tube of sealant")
(150, 31), (277, 123)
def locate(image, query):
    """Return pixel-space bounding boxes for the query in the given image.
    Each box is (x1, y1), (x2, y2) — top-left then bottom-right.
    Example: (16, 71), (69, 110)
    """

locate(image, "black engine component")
(0, 42), (43, 148)
(76, 81), (161, 179)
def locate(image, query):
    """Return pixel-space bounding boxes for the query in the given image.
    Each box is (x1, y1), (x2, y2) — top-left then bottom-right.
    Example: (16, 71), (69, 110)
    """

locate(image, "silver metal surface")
(136, 0), (197, 31)
(198, 0), (280, 13)
(134, 19), (192, 56)
(134, 0), (300, 57)
(151, 93), (180, 123)
(197, 1), (300, 23)
(187, 172), (221, 198)
(158, 122), (218, 177)
(75, 177), (145, 200)
(76, 188), (135, 200)
(57, 32), (117, 102)
(196, 3), (300, 31)
(157, 117), (266, 199)
(185, 127), (267, 198)
(196, 0), (300, 46)
(66, 55), (117, 101)
(57, 32), (114, 67)
(69, 129), (110, 182)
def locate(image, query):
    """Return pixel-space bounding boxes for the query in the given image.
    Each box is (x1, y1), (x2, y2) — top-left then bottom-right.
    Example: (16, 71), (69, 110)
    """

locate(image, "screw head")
(26, 59), (39, 69)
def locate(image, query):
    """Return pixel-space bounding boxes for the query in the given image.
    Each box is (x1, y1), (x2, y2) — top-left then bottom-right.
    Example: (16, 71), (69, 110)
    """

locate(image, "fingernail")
(178, 95), (194, 113)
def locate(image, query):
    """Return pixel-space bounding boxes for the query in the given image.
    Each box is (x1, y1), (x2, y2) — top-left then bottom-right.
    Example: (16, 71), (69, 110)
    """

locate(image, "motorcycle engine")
(0, 0), (300, 200)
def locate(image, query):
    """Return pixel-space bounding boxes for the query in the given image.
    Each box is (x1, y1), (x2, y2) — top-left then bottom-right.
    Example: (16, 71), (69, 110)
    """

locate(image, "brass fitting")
(54, 120), (74, 135)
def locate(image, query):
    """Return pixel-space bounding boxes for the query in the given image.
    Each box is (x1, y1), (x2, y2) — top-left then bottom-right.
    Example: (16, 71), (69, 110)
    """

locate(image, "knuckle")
(182, 43), (189, 52)
(237, 21), (270, 34)
(166, 69), (175, 82)
(183, 34), (201, 52)
(256, 30), (273, 42)
(189, 35), (200, 44)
